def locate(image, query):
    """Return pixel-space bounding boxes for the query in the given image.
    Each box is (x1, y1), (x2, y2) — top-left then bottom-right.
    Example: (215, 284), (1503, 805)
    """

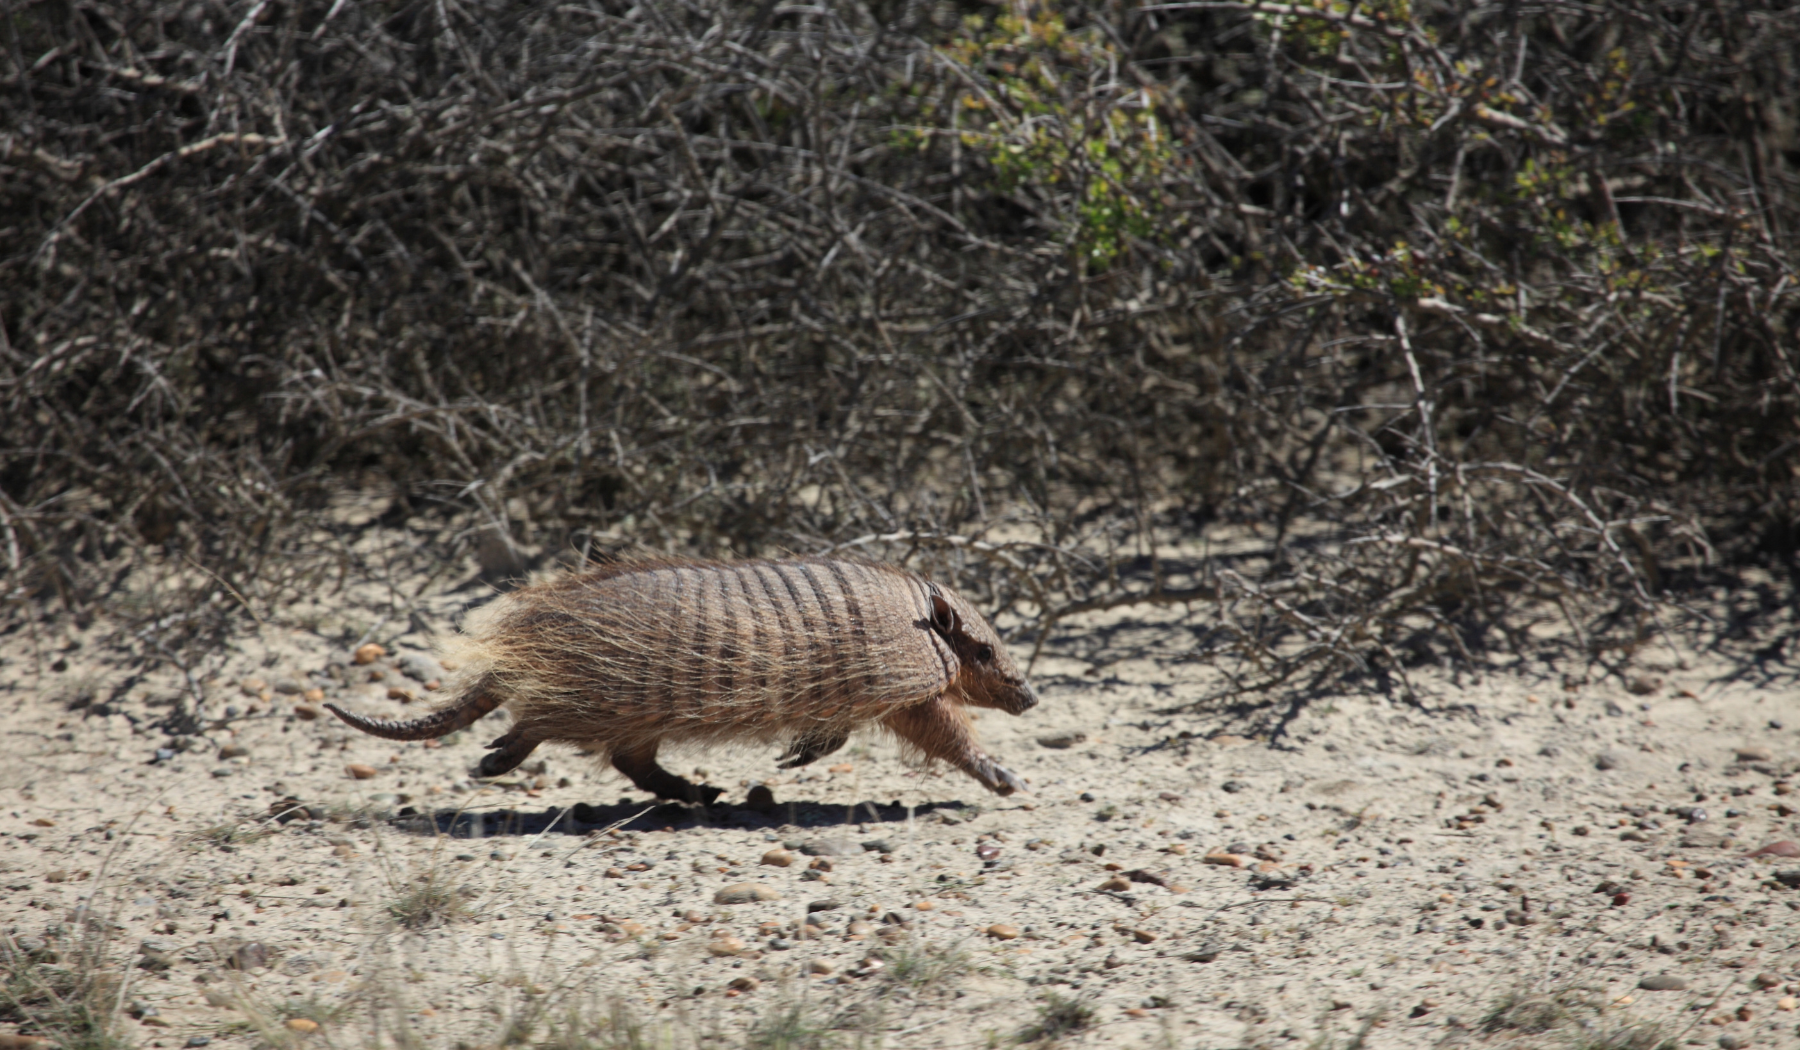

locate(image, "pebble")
(706, 936), (747, 956)
(294, 704), (321, 720)
(799, 837), (857, 857)
(727, 977), (760, 993)
(827, 763), (854, 773)
(1777, 998), (1797, 1012)
(0, 1036), (54, 1050)
(1203, 851), (1251, 868)
(302, 687), (325, 703)
(284, 1018), (320, 1033)
(353, 643), (386, 665)
(187, 1038), (212, 1048)
(1745, 840), (1800, 858)
(715, 883), (782, 904)
(228, 943), (271, 971)
(1595, 751), (1625, 771)
(1718, 1036), (1748, 1050)
(761, 849), (795, 867)
(1036, 732), (1087, 749)
(218, 744), (249, 760)
(861, 839), (895, 854)
(274, 679), (304, 695)
(986, 923), (1022, 940)
(806, 899), (842, 913)
(807, 959), (833, 975)
(1638, 975), (1688, 991)
(1626, 675), (1662, 695)
(345, 764), (378, 780)
(397, 653), (443, 682)
(1735, 747), (1774, 763)
(386, 687), (416, 703)
(1098, 876), (1132, 892)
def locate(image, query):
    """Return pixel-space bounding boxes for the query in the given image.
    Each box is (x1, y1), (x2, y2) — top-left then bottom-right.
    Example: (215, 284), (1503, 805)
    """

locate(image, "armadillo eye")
(975, 644), (994, 664)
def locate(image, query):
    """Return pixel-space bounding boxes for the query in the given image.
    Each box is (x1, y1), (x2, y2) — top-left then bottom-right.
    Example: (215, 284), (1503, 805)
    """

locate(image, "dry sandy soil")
(5, 534), (1800, 1050)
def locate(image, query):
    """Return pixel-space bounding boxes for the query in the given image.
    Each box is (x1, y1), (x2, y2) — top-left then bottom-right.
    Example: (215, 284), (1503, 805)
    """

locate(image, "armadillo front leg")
(611, 743), (724, 805)
(776, 729), (849, 769)
(883, 696), (1026, 796)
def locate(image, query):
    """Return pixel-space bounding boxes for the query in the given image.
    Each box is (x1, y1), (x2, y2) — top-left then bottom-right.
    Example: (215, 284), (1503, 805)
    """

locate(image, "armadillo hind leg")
(883, 697), (1027, 797)
(476, 730), (540, 778)
(611, 744), (723, 805)
(776, 729), (849, 769)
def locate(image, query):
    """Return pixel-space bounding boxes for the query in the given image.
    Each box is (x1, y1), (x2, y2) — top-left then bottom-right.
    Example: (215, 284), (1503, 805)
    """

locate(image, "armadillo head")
(929, 587), (1039, 716)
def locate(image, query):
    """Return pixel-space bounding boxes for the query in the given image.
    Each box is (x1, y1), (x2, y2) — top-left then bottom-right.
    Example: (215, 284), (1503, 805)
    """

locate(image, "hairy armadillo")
(324, 557), (1037, 801)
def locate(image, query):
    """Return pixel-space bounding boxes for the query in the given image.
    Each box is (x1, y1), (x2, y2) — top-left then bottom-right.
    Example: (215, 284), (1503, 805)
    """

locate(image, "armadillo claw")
(985, 762), (1027, 796)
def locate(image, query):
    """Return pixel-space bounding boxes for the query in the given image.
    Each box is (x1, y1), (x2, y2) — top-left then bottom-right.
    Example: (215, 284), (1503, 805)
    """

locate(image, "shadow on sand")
(382, 795), (981, 839)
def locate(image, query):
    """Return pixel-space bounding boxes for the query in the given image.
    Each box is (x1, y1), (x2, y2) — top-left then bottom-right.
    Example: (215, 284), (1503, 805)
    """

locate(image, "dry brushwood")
(324, 557), (1038, 800)
(3, 0), (1798, 716)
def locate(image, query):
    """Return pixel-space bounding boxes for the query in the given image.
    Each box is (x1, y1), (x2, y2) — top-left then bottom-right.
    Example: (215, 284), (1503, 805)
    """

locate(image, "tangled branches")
(2, 0), (1797, 698)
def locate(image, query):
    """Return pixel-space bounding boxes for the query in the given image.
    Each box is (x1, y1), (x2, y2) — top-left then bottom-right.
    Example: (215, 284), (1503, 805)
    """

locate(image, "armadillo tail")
(324, 690), (504, 741)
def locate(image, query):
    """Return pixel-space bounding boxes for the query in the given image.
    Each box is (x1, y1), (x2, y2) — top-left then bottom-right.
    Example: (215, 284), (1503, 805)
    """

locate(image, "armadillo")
(324, 557), (1037, 801)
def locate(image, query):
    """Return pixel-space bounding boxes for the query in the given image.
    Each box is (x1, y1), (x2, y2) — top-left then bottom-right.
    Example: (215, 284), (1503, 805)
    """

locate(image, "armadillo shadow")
(388, 796), (983, 838)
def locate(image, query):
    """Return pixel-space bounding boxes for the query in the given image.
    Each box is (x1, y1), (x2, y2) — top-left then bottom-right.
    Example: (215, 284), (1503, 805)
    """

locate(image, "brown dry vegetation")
(3, 0), (1799, 702)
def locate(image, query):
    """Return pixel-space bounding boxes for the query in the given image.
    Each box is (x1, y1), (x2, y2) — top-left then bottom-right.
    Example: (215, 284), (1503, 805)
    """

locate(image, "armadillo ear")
(929, 593), (957, 636)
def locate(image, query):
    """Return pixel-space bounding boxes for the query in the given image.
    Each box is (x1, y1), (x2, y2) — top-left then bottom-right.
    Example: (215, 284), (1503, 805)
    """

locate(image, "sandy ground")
(5, 537), (1800, 1050)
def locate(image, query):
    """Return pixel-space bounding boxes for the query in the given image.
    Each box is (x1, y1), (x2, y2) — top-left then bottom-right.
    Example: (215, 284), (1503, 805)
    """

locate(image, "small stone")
(285, 1018), (320, 1034)
(1745, 840), (1800, 858)
(1595, 751), (1625, 771)
(302, 688), (325, 703)
(293, 704), (321, 720)
(1130, 928), (1157, 943)
(744, 785), (777, 813)
(860, 839), (895, 854)
(240, 678), (268, 695)
(228, 943), (271, 971)
(986, 923), (1021, 940)
(1718, 1036), (1748, 1050)
(187, 1038), (213, 1048)
(806, 899), (842, 913)
(1220, 780), (1248, 793)
(1203, 851), (1251, 868)
(1638, 975), (1688, 991)
(218, 744), (250, 760)
(728, 976), (760, 993)
(799, 837), (856, 857)
(353, 643), (386, 665)
(1754, 973), (1783, 990)
(845, 920), (874, 938)
(273, 680), (304, 695)
(397, 653), (443, 682)
(1626, 675), (1662, 696)
(1036, 732), (1087, 750)
(807, 959), (833, 975)
(827, 763), (854, 773)
(913, 900), (934, 911)
(976, 843), (1001, 861)
(1735, 747), (1774, 763)
(761, 849), (795, 867)
(706, 936), (746, 956)
(1098, 876), (1132, 892)
(1776, 997), (1797, 1012)
(386, 687), (416, 703)
(345, 764), (378, 780)
(715, 883), (782, 904)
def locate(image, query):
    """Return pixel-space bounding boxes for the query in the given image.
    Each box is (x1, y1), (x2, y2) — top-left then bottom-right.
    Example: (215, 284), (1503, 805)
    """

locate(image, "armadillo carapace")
(325, 557), (1038, 802)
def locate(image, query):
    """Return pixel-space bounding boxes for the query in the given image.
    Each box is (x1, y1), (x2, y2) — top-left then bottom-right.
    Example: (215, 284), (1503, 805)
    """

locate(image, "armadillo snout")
(1001, 683), (1039, 715)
